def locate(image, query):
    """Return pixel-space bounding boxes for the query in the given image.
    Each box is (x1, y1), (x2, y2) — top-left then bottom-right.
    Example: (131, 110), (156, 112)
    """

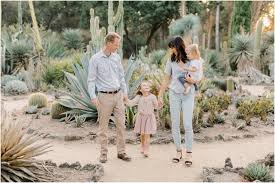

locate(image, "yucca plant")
(228, 34), (254, 73)
(62, 29), (83, 50)
(1, 115), (53, 182)
(244, 163), (272, 182)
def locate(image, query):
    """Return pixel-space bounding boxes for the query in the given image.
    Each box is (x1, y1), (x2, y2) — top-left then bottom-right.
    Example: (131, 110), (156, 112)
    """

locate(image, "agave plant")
(244, 163), (272, 182)
(58, 54), (98, 121)
(43, 33), (65, 59)
(1, 114), (53, 182)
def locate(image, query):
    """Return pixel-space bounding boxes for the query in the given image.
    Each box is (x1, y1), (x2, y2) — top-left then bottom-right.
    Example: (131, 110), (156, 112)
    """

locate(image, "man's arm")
(117, 57), (128, 96)
(87, 57), (97, 100)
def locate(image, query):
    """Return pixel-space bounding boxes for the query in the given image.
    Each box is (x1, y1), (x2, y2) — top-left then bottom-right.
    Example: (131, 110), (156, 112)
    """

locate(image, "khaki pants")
(97, 91), (126, 155)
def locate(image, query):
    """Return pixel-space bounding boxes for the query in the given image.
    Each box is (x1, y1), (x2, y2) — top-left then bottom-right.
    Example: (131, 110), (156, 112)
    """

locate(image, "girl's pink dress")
(127, 94), (158, 134)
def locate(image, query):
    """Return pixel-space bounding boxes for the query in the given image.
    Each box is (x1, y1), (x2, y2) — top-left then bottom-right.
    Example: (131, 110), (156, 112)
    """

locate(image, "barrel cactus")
(50, 101), (70, 119)
(28, 93), (48, 108)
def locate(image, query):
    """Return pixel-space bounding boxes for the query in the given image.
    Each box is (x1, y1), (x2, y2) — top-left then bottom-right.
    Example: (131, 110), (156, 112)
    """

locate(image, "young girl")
(125, 80), (158, 158)
(178, 44), (202, 95)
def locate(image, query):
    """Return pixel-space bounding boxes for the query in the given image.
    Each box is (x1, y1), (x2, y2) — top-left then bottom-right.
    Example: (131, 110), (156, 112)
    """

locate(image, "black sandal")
(172, 150), (182, 163)
(185, 152), (192, 166)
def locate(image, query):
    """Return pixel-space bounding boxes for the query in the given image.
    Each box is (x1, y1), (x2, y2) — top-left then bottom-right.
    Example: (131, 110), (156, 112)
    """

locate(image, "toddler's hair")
(136, 80), (152, 96)
(186, 44), (200, 58)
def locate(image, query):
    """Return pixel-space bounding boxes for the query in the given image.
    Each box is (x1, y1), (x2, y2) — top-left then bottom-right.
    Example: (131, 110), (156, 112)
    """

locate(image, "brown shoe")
(117, 153), (131, 162)
(99, 154), (107, 163)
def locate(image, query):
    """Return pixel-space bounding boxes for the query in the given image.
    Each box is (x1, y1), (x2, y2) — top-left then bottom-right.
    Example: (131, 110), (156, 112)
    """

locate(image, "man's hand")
(91, 98), (99, 108)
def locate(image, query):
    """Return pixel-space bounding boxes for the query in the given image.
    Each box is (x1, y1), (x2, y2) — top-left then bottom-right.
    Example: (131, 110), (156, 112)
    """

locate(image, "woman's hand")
(158, 96), (164, 108)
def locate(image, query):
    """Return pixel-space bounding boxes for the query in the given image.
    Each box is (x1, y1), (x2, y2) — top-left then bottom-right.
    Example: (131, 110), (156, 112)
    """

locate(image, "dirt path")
(38, 135), (274, 182)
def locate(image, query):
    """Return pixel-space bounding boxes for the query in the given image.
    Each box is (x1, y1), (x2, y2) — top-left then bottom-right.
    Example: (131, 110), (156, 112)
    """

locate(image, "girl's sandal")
(185, 152), (192, 166)
(172, 150), (182, 163)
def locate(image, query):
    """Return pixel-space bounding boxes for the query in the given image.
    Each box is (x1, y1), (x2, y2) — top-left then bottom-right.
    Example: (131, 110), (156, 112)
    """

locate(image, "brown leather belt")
(99, 89), (120, 94)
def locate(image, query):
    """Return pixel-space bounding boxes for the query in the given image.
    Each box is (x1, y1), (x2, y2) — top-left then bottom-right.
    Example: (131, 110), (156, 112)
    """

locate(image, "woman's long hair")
(168, 37), (188, 63)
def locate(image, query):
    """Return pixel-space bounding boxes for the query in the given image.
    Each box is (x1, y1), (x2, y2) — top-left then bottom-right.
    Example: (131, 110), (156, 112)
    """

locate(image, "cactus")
(112, 1), (124, 58)
(108, 1), (115, 32)
(226, 77), (234, 92)
(28, 92), (48, 108)
(4, 80), (28, 95)
(253, 19), (263, 68)
(51, 101), (70, 119)
(244, 163), (272, 182)
(86, 9), (107, 57)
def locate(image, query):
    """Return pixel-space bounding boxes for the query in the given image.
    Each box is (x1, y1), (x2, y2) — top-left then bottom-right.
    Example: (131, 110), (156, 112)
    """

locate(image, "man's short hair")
(105, 32), (121, 44)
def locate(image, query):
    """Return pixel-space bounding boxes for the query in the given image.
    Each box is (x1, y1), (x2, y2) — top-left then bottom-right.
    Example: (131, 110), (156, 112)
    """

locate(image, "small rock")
(82, 163), (97, 171)
(70, 161), (81, 170)
(108, 136), (116, 145)
(45, 160), (57, 167)
(88, 132), (97, 140)
(225, 157), (233, 169)
(27, 128), (35, 134)
(202, 121), (213, 128)
(59, 162), (70, 168)
(231, 135), (241, 139)
(64, 135), (84, 141)
(32, 114), (40, 119)
(41, 108), (50, 115)
(264, 153), (274, 166)
(25, 105), (38, 114)
(243, 134), (256, 138)
(215, 134), (224, 141)
(89, 164), (104, 182)
(237, 121), (246, 130)
(151, 137), (173, 144)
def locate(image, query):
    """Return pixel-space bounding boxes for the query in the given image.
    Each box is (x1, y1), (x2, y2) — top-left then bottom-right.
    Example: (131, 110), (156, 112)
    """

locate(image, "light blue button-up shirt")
(87, 50), (127, 99)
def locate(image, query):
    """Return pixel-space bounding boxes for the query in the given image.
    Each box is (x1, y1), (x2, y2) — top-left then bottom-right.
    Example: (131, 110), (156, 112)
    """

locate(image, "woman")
(158, 37), (201, 166)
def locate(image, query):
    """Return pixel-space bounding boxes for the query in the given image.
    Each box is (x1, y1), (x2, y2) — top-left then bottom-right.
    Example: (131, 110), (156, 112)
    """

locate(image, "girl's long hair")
(168, 37), (188, 63)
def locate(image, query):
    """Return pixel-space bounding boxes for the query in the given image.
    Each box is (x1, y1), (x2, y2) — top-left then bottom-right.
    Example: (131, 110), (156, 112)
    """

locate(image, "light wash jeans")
(169, 87), (195, 152)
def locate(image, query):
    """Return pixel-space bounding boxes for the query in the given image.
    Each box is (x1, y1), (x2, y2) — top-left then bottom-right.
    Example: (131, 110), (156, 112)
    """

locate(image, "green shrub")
(4, 80), (28, 95)
(28, 93), (48, 108)
(42, 53), (82, 87)
(1, 75), (17, 86)
(244, 163), (272, 182)
(201, 95), (232, 113)
(62, 29), (83, 50)
(237, 98), (273, 122)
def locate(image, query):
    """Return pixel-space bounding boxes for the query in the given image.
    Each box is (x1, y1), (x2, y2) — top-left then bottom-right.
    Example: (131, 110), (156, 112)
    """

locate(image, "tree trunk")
(215, 2), (220, 52)
(146, 22), (162, 47)
(227, 1), (233, 41)
(180, 1), (186, 17)
(18, 0), (23, 32)
(250, 1), (263, 31)
(124, 25), (135, 55)
(207, 13), (214, 50)
(28, 0), (43, 56)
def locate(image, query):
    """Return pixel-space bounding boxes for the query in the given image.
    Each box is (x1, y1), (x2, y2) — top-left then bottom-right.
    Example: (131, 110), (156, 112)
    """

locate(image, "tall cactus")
(108, 1), (115, 32)
(86, 1), (124, 58)
(110, 0), (124, 58)
(253, 19), (263, 69)
(86, 9), (106, 57)
(18, 0), (23, 32)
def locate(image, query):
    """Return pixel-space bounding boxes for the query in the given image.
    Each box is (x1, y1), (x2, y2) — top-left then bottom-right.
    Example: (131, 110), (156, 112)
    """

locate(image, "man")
(87, 32), (131, 163)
